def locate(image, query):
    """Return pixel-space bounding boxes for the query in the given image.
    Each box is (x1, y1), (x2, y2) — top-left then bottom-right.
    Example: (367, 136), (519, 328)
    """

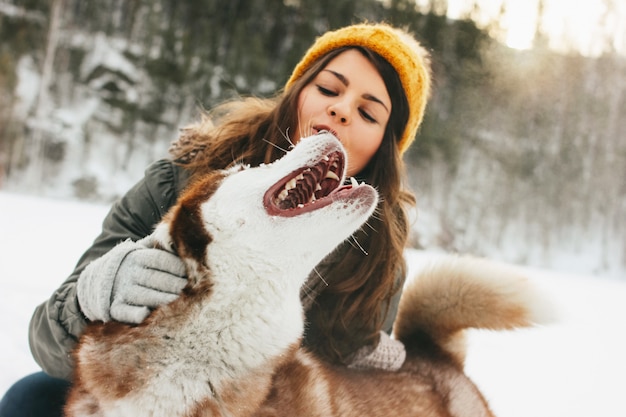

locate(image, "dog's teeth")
(323, 156), (329, 161)
(315, 184), (322, 191)
(297, 204), (304, 208)
(285, 174), (304, 192)
(278, 189), (289, 201)
(285, 178), (297, 191)
(325, 171), (339, 181)
(350, 177), (358, 187)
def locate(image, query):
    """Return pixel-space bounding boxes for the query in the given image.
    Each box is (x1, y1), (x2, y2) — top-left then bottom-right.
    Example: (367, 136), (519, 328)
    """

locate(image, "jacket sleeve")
(302, 246), (407, 366)
(28, 159), (187, 379)
(381, 264), (406, 334)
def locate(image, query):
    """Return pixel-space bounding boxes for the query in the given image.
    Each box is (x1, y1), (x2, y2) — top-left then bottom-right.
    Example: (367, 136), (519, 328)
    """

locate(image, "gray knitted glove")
(347, 331), (406, 371)
(77, 237), (187, 324)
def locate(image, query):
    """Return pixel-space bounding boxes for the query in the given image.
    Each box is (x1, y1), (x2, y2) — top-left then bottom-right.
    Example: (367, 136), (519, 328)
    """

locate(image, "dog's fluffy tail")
(393, 254), (555, 367)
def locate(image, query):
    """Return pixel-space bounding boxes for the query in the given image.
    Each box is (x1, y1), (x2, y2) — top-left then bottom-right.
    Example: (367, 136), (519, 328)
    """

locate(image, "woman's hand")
(77, 238), (187, 324)
(347, 331), (406, 371)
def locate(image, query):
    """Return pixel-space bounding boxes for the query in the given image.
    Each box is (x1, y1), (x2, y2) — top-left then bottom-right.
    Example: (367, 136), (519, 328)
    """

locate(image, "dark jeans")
(0, 372), (69, 417)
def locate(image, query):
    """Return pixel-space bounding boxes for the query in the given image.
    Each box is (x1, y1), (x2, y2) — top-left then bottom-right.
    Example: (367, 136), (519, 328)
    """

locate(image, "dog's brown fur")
(254, 256), (553, 417)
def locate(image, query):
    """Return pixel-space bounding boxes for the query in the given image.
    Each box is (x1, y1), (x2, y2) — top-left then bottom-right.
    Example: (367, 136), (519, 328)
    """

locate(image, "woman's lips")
(313, 125), (339, 140)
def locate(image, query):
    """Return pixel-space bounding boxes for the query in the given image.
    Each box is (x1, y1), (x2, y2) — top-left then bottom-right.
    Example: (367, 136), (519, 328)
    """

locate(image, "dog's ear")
(166, 171), (225, 285)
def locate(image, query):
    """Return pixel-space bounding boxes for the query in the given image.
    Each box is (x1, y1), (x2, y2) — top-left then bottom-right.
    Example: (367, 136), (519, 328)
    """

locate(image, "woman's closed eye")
(317, 85), (378, 124)
(316, 85), (337, 96)
(359, 108), (377, 124)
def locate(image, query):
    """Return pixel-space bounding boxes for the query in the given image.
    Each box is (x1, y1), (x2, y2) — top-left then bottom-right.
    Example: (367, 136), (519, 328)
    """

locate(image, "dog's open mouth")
(264, 150), (356, 217)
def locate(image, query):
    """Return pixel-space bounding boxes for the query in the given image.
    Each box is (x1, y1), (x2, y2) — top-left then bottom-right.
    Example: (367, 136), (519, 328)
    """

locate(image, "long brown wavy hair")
(170, 46), (416, 364)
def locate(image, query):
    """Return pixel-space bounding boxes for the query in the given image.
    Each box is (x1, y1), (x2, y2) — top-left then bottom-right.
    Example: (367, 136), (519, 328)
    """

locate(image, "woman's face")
(296, 49), (391, 176)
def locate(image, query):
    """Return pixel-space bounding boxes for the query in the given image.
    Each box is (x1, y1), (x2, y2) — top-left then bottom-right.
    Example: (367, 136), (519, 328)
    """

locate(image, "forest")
(0, 0), (624, 277)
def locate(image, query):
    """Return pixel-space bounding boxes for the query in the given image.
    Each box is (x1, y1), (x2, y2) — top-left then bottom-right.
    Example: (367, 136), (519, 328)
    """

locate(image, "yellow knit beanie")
(285, 23), (431, 155)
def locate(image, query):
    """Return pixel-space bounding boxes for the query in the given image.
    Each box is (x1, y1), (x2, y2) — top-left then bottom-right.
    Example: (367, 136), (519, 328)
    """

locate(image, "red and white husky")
(65, 132), (552, 417)
(65, 132), (378, 417)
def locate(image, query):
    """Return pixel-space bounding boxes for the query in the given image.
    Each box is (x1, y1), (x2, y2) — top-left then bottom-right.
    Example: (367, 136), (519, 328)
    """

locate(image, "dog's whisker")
(346, 240), (357, 251)
(300, 282), (318, 302)
(346, 234), (369, 256)
(262, 138), (290, 154)
(229, 149), (246, 168)
(280, 127), (296, 149)
(353, 238), (369, 256)
(364, 220), (378, 233)
(369, 212), (383, 222)
(312, 267), (329, 287)
(368, 206), (384, 220)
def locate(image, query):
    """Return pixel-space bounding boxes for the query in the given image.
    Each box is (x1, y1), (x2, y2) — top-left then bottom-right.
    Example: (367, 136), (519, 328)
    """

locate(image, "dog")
(65, 132), (552, 417)
(253, 255), (554, 417)
(64, 132), (379, 417)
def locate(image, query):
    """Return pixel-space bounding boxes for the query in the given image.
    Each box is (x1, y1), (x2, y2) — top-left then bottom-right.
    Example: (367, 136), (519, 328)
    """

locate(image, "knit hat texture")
(286, 23), (431, 155)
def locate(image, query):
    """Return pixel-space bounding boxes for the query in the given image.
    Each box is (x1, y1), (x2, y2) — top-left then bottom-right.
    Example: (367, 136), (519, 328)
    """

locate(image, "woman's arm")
(28, 160), (187, 379)
(347, 267), (407, 371)
(381, 266), (406, 334)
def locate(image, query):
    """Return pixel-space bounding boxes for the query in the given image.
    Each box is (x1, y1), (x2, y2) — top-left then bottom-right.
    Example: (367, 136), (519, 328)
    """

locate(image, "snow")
(1, 191), (625, 416)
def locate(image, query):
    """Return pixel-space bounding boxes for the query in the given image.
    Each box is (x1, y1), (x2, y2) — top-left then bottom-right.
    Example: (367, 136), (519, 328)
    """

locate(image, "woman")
(0, 22), (431, 416)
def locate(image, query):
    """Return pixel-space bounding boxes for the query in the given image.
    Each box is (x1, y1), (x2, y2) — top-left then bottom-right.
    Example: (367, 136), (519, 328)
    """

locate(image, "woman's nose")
(328, 102), (350, 124)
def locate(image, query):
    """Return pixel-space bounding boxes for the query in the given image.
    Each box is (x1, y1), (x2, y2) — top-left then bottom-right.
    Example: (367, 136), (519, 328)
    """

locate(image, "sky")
(1, 190), (626, 416)
(418, 0), (626, 56)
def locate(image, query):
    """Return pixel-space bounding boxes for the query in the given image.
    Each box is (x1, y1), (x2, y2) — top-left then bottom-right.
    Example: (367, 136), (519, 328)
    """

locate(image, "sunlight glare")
(502, 1), (537, 50)
(417, 0), (626, 56)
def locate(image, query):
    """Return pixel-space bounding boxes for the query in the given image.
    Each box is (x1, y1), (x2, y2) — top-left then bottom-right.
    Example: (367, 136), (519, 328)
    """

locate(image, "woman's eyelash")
(317, 85), (336, 96)
(360, 110), (377, 123)
(317, 84), (377, 123)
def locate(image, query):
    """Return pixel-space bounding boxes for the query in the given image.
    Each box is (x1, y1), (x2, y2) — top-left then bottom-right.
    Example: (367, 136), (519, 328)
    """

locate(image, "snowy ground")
(1, 191), (625, 416)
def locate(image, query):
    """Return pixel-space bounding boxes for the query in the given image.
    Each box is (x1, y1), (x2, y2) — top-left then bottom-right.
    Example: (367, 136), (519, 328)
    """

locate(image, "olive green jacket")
(28, 159), (403, 379)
